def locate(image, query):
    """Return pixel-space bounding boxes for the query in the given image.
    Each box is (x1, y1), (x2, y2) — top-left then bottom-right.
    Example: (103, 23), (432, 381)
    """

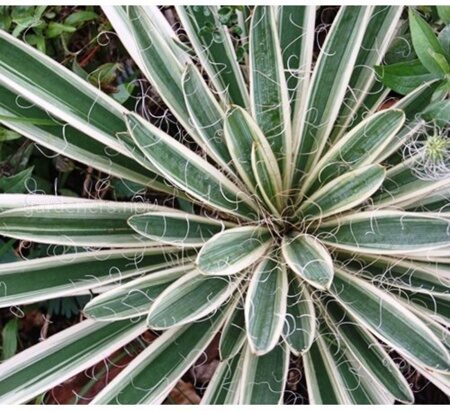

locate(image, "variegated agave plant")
(0, 5), (449, 405)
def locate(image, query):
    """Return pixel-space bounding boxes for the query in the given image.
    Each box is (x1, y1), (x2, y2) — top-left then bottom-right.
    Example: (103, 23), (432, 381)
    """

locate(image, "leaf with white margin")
(0, 194), (89, 212)
(372, 156), (450, 208)
(177, 6), (249, 108)
(313, 320), (395, 404)
(283, 272), (316, 355)
(349, 255), (450, 297)
(240, 342), (289, 404)
(322, 297), (414, 403)
(293, 6), (372, 181)
(318, 211), (450, 255)
(128, 211), (231, 247)
(251, 142), (284, 215)
(0, 247), (183, 307)
(224, 105), (283, 212)
(0, 201), (173, 247)
(182, 64), (233, 172)
(278, 6), (315, 141)
(146, 269), (243, 329)
(121, 6), (199, 142)
(250, 6), (292, 181)
(282, 233), (334, 289)
(0, 84), (172, 194)
(91, 306), (230, 404)
(395, 290), (450, 328)
(126, 112), (258, 220)
(219, 299), (246, 361)
(330, 267), (450, 372)
(197, 226), (273, 275)
(102, 6), (190, 71)
(202, 344), (245, 404)
(329, 6), (403, 143)
(0, 318), (147, 404)
(304, 331), (349, 404)
(302, 109), (404, 195)
(0, 30), (134, 158)
(297, 164), (386, 221)
(83, 264), (194, 321)
(245, 253), (288, 355)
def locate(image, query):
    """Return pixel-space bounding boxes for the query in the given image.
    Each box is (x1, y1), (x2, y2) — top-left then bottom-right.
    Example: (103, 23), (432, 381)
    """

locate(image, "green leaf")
(46, 22), (76, 38)
(245, 253), (287, 355)
(197, 226), (272, 275)
(92, 309), (229, 404)
(0, 247), (182, 307)
(0, 127), (21, 142)
(293, 6), (371, 182)
(146, 270), (242, 329)
(437, 6), (450, 24)
(0, 167), (33, 193)
(318, 211), (450, 255)
(10, 6), (46, 38)
(0, 201), (173, 247)
(298, 165), (386, 221)
(126, 112), (258, 220)
(182, 64), (232, 172)
(64, 10), (98, 26)
(302, 109), (404, 195)
(83, 265), (193, 321)
(87, 62), (122, 87)
(1, 318), (18, 360)
(330, 267), (450, 372)
(375, 59), (439, 95)
(282, 233), (333, 289)
(282, 272), (315, 355)
(0, 318), (147, 404)
(128, 211), (230, 247)
(323, 298), (414, 403)
(250, 6), (291, 180)
(177, 6), (249, 108)
(219, 300), (246, 361)
(240, 343), (289, 404)
(409, 8), (448, 75)
(429, 50), (450, 73)
(439, 24), (450, 56)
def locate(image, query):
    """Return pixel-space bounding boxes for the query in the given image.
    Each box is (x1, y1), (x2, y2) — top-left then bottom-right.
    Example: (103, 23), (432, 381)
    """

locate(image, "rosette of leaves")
(0, 5), (449, 405)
